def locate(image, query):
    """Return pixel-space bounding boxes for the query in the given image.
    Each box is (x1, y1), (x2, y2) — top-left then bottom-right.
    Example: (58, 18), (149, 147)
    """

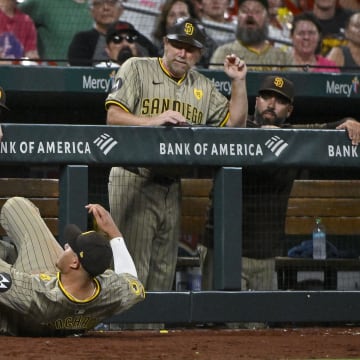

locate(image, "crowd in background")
(0, 0), (359, 71)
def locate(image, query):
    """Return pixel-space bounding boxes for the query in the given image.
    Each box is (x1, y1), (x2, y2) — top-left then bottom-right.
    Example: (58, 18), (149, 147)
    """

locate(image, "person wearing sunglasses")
(67, 0), (157, 66)
(96, 20), (156, 67)
(68, 0), (124, 66)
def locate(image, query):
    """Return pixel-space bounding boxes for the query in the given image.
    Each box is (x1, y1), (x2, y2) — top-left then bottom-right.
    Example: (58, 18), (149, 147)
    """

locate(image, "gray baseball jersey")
(105, 57), (232, 293)
(0, 197), (144, 336)
(105, 57), (230, 126)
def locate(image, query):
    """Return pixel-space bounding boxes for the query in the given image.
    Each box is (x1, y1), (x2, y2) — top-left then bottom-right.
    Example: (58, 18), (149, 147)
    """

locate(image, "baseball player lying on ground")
(0, 197), (144, 336)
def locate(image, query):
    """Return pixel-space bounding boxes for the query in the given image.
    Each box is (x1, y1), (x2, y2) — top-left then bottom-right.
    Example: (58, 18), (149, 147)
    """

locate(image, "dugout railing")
(1, 124), (360, 325)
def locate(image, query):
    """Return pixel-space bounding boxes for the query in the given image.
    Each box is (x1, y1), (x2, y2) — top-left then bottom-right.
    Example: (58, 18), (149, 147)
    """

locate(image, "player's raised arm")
(223, 54), (248, 128)
(86, 203), (123, 239)
(86, 203), (138, 277)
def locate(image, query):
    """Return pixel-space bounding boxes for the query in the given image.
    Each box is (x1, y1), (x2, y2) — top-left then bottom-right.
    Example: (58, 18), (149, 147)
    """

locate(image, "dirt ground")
(1, 327), (360, 360)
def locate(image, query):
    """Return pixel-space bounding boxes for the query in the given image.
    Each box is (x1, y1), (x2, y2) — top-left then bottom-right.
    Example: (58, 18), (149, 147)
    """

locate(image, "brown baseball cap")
(0, 87), (9, 110)
(258, 76), (294, 103)
(166, 17), (207, 49)
(65, 224), (112, 277)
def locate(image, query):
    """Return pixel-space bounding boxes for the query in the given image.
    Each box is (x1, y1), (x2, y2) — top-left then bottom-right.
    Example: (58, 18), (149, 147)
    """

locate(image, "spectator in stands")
(210, 0), (294, 70)
(0, 86), (9, 142)
(201, 75), (360, 293)
(152, 0), (216, 67)
(96, 21), (153, 67)
(199, 0), (237, 46)
(291, 12), (339, 72)
(0, 0), (39, 63)
(190, 0), (203, 17)
(68, 0), (124, 66)
(201, 0), (234, 23)
(152, 0), (198, 53)
(327, 11), (360, 71)
(18, 0), (93, 64)
(309, 0), (354, 55)
(267, 0), (293, 50)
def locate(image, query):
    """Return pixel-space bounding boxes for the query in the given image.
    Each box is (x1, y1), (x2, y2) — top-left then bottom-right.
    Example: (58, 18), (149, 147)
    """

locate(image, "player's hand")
(261, 125), (280, 129)
(0, 125), (3, 142)
(152, 110), (189, 126)
(224, 54), (247, 81)
(336, 118), (360, 145)
(85, 204), (122, 239)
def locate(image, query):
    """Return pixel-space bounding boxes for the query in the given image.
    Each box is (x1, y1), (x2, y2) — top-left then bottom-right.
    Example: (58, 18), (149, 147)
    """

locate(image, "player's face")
(55, 244), (78, 273)
(255, 91), (293, 126)
(163, 38), (202, 77)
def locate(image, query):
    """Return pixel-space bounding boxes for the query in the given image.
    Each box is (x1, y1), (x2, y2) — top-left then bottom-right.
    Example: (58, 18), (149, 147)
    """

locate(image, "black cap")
(166, 17), (207, 49)
(258, 76), (294, 103)
(65, 224), (112, 277)
(106, 21), (139, 44)
(0, 87), (9, 110)
(238, 0), (269, 10)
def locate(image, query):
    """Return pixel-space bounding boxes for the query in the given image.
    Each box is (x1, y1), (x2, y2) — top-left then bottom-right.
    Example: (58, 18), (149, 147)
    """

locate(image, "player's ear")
(286, 104), (294, 118)
(70, 255), (81, 271)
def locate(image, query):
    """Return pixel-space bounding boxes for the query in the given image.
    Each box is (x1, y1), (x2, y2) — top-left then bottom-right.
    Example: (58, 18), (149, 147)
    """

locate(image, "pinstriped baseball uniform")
(106, 57), (230, 125)
(0, 197), (144, 336)
(105, 57), (230, 291)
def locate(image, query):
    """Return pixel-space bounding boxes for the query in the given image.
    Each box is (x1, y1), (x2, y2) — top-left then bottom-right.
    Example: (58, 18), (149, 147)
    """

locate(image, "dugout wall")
(1, 124), (360, 325)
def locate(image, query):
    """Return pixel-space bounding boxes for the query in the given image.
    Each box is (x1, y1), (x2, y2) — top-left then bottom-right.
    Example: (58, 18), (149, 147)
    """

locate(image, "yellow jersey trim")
(57, 272), (100, 303)
(219, 112), (230, 127)
(105, 100), (130, 112)
(158, 58), (186, 84)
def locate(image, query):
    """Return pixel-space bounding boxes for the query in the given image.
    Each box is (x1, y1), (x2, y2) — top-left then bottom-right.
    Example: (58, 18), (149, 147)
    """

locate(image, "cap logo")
(184, 22), (194, 35)
(273, 77), (284, 88)
(79, 251), (84, 259)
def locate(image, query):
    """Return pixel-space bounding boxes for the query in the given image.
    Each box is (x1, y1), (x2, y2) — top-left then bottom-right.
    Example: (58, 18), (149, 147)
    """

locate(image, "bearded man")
(209, 0), (293, 70)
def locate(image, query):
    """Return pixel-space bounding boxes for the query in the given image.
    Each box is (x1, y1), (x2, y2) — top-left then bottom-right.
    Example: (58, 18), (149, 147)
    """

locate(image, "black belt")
(123, 167), (178, 186)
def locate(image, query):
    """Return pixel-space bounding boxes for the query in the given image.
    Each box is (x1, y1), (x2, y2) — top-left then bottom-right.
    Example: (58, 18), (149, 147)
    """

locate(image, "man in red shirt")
(0, 0), (39, 61)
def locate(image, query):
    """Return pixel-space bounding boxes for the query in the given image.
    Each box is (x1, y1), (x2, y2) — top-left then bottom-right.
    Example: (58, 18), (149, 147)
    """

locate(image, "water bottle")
(312, 217), (327, 259)
(188, 267), (202, 291)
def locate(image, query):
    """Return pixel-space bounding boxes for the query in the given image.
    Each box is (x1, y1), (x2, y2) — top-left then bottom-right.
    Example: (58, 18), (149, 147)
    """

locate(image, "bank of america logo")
(93, 133), (118, 155)
(265, 136), (288, 157)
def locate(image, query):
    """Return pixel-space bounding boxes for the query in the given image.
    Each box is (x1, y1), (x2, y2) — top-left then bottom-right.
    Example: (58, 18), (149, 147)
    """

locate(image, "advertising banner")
(0, 124), (358, 168)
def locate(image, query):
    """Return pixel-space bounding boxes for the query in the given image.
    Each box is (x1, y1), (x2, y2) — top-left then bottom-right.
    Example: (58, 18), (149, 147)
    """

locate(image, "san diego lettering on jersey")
(142, 98), (203, 125)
